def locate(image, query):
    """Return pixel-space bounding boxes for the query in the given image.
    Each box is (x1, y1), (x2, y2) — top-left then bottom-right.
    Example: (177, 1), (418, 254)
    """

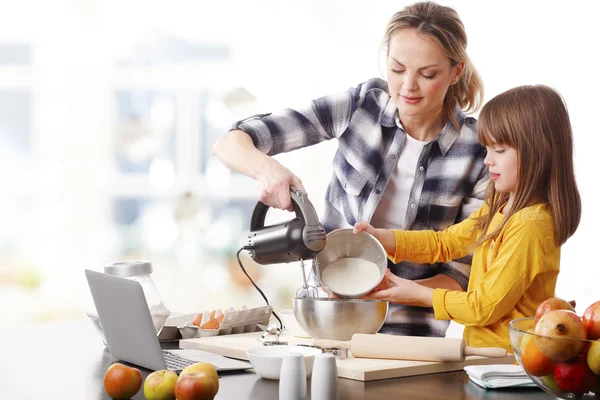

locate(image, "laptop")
(85, 269), (252, 372)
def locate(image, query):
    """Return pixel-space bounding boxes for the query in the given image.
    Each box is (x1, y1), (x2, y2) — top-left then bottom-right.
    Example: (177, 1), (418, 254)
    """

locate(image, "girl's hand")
(368, 268), (394, 292)
(255, 159), (306, 211)
(353, 221), (378, 236)
(362, 269), (433, 306)
(352, 222), (396, 253)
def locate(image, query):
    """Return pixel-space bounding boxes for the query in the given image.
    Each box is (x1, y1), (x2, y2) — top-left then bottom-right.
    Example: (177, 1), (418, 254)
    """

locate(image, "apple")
(541, 374), (562, 393)
(535, 310), (586, 361)
(588, 339), (600, 375)
(535, 297), (575, 321)
(583, 301), (600, 340)
(174, 372), (217, 400)
(181, 362), (219, 391)
(103, 362), (142, 399)
(554, 360), (597, 396)
(144, 370), (178, 400)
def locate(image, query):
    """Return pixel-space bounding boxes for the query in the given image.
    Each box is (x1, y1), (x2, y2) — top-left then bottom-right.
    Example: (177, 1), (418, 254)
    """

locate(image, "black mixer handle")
(250, 186), (322, 232)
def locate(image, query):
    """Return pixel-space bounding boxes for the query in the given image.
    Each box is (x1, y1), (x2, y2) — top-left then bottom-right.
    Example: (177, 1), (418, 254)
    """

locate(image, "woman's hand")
(362, 269), (434, 307)
(255, 159), (306, 211)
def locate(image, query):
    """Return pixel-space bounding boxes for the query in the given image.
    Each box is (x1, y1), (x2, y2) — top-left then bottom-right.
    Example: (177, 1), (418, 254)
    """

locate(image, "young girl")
(354, 85), (581, 352)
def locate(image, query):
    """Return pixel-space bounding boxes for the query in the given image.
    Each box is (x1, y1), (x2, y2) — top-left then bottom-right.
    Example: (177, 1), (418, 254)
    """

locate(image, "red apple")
(554, 359), (597, 395)
(583, 301), (600, 340)
(536, 297), (576, 321)
(174, 372), (217, 400)
(535, 310), (586, 361)
(180, 362), (219, 390)
(144, 369), (178, 400)
(103, 362), (142, 399)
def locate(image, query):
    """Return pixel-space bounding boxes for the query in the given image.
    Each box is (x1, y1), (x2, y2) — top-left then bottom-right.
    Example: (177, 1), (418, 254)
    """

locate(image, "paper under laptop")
(85, 269), (252, 372)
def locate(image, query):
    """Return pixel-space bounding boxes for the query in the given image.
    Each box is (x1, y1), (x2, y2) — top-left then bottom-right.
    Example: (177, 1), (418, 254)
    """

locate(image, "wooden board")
(180, 332), (515, 382)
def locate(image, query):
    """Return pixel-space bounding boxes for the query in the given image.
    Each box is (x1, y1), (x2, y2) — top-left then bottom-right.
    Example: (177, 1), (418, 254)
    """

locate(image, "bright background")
(1, 0), (598, 337)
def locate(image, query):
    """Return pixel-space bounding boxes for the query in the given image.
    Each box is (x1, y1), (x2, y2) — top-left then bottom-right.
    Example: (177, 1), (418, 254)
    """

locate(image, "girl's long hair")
(474, 85), (581, 247)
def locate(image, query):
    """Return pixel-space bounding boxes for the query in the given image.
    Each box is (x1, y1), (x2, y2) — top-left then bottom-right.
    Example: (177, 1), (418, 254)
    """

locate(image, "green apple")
(588, 339), (600, 375)
(541, 374), (561, 393)
(144, 370), (178, 400)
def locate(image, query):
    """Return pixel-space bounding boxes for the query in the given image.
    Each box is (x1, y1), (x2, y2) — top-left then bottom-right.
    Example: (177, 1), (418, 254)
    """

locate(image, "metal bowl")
(315, 229), (388, 298)
(292, 297), (388, 341)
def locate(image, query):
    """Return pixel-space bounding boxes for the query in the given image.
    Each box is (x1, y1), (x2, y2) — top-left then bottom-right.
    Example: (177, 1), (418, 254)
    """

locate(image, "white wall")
(1, 0), (598, 323)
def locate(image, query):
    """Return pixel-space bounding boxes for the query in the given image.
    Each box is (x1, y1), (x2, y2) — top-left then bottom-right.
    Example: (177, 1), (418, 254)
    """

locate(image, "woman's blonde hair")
(474, 85), (581, 247)
(382, 1), (483, 128)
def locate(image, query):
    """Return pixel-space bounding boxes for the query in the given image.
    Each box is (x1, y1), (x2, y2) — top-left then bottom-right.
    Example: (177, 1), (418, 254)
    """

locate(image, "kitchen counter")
(0, 320), (553, 399)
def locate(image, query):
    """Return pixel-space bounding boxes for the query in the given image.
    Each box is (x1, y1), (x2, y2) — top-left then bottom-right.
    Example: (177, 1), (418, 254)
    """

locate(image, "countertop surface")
(0, 320), (554, 399)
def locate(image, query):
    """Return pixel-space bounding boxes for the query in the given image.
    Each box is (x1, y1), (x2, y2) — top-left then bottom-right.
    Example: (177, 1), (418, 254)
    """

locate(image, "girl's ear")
(451, 62), (465, 85)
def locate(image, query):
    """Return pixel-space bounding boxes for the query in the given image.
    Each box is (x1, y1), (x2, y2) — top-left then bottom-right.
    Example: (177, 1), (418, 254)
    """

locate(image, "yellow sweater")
(390, 203), (559, 352)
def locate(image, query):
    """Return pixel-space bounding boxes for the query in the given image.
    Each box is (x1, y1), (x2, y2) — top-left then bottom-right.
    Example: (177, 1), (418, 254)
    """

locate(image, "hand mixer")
(246, 186), (327, 297)
(236, 187), (327, 335)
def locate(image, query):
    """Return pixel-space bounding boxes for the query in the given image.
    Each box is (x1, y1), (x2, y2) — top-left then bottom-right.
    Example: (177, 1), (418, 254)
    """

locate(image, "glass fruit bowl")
(510, 317), (600, 399)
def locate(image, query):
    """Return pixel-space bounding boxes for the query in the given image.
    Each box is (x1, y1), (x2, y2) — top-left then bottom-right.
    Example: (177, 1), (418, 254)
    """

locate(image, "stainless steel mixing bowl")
(315, 229), (388, 298)
(292, 297), (388, 341)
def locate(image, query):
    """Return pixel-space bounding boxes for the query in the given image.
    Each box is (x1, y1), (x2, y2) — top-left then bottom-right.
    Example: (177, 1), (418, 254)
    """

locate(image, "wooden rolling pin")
(314, 334), (507, 362)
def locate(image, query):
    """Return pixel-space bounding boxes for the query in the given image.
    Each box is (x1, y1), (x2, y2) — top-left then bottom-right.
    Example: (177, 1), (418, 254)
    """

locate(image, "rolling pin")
(314, 334), (507, 362)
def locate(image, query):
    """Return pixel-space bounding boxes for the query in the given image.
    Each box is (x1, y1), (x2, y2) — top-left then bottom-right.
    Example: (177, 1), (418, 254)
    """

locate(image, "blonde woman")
(213, 1), (488, 337)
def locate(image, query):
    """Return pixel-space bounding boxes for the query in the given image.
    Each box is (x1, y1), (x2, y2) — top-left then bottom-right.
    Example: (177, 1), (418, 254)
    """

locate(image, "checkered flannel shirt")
(232, 78), (489, 337)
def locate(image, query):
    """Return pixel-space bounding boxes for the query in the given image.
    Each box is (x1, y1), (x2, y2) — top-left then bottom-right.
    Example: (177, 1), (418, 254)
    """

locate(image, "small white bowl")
(280, 309), (310, 338)
(246, 345), (322, 380)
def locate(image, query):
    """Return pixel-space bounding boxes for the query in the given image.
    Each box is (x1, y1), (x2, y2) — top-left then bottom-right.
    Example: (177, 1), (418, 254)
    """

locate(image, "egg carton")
(159, 305), (273, 340)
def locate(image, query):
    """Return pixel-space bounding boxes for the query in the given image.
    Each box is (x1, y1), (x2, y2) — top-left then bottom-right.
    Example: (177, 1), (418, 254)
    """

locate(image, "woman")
(213, 1), (488, 337)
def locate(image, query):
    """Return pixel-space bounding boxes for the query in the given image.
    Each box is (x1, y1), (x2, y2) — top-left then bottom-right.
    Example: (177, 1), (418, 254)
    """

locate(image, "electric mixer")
(245, 186), (327, 298)
(240, 187), (387, 348)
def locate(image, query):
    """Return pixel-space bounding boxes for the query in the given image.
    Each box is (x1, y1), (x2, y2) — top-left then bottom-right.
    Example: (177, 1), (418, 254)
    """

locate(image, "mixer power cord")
(236, 247), (283, 330)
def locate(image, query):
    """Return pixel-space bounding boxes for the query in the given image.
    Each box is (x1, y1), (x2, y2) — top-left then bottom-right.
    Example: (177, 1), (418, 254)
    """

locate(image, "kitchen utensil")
(296, 258), (319, 298)
(316, 229), (387, 298)
(293, 297), (388, 341)
(180, 331), (516, 381)
(311, 353), (338, 400)
(245, 345), (322, 380)
(279, 353), (307, 400)
(280, 309), (310, 338)
(247, 186), (326, 265)
(314, 334), (508, 362)
(509, 317), (599, 398)
(246, 187), (327, 299)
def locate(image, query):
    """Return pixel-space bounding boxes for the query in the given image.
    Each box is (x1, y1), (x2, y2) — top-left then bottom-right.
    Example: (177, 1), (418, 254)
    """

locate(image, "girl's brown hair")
(475, 85), (581, 247)
(382, 1), (484, 127)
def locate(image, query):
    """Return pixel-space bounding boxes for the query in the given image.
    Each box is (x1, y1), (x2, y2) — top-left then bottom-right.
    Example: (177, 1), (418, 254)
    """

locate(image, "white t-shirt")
(370, 133), (427, 229)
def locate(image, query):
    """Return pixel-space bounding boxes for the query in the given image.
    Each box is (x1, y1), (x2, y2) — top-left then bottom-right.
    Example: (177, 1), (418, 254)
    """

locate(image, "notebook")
(85, 269), (252, 372)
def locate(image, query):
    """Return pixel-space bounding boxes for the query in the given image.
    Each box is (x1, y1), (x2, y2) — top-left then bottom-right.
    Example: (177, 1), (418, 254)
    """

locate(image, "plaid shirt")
(233, 78), (489, 337)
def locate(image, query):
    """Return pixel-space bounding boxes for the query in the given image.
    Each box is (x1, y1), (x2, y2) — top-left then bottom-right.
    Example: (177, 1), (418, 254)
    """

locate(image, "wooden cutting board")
(179, 332), (515, 382)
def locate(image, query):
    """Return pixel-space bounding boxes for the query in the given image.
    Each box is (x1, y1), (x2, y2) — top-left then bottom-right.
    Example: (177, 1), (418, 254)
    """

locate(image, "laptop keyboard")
(163, 351), (196, 371)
